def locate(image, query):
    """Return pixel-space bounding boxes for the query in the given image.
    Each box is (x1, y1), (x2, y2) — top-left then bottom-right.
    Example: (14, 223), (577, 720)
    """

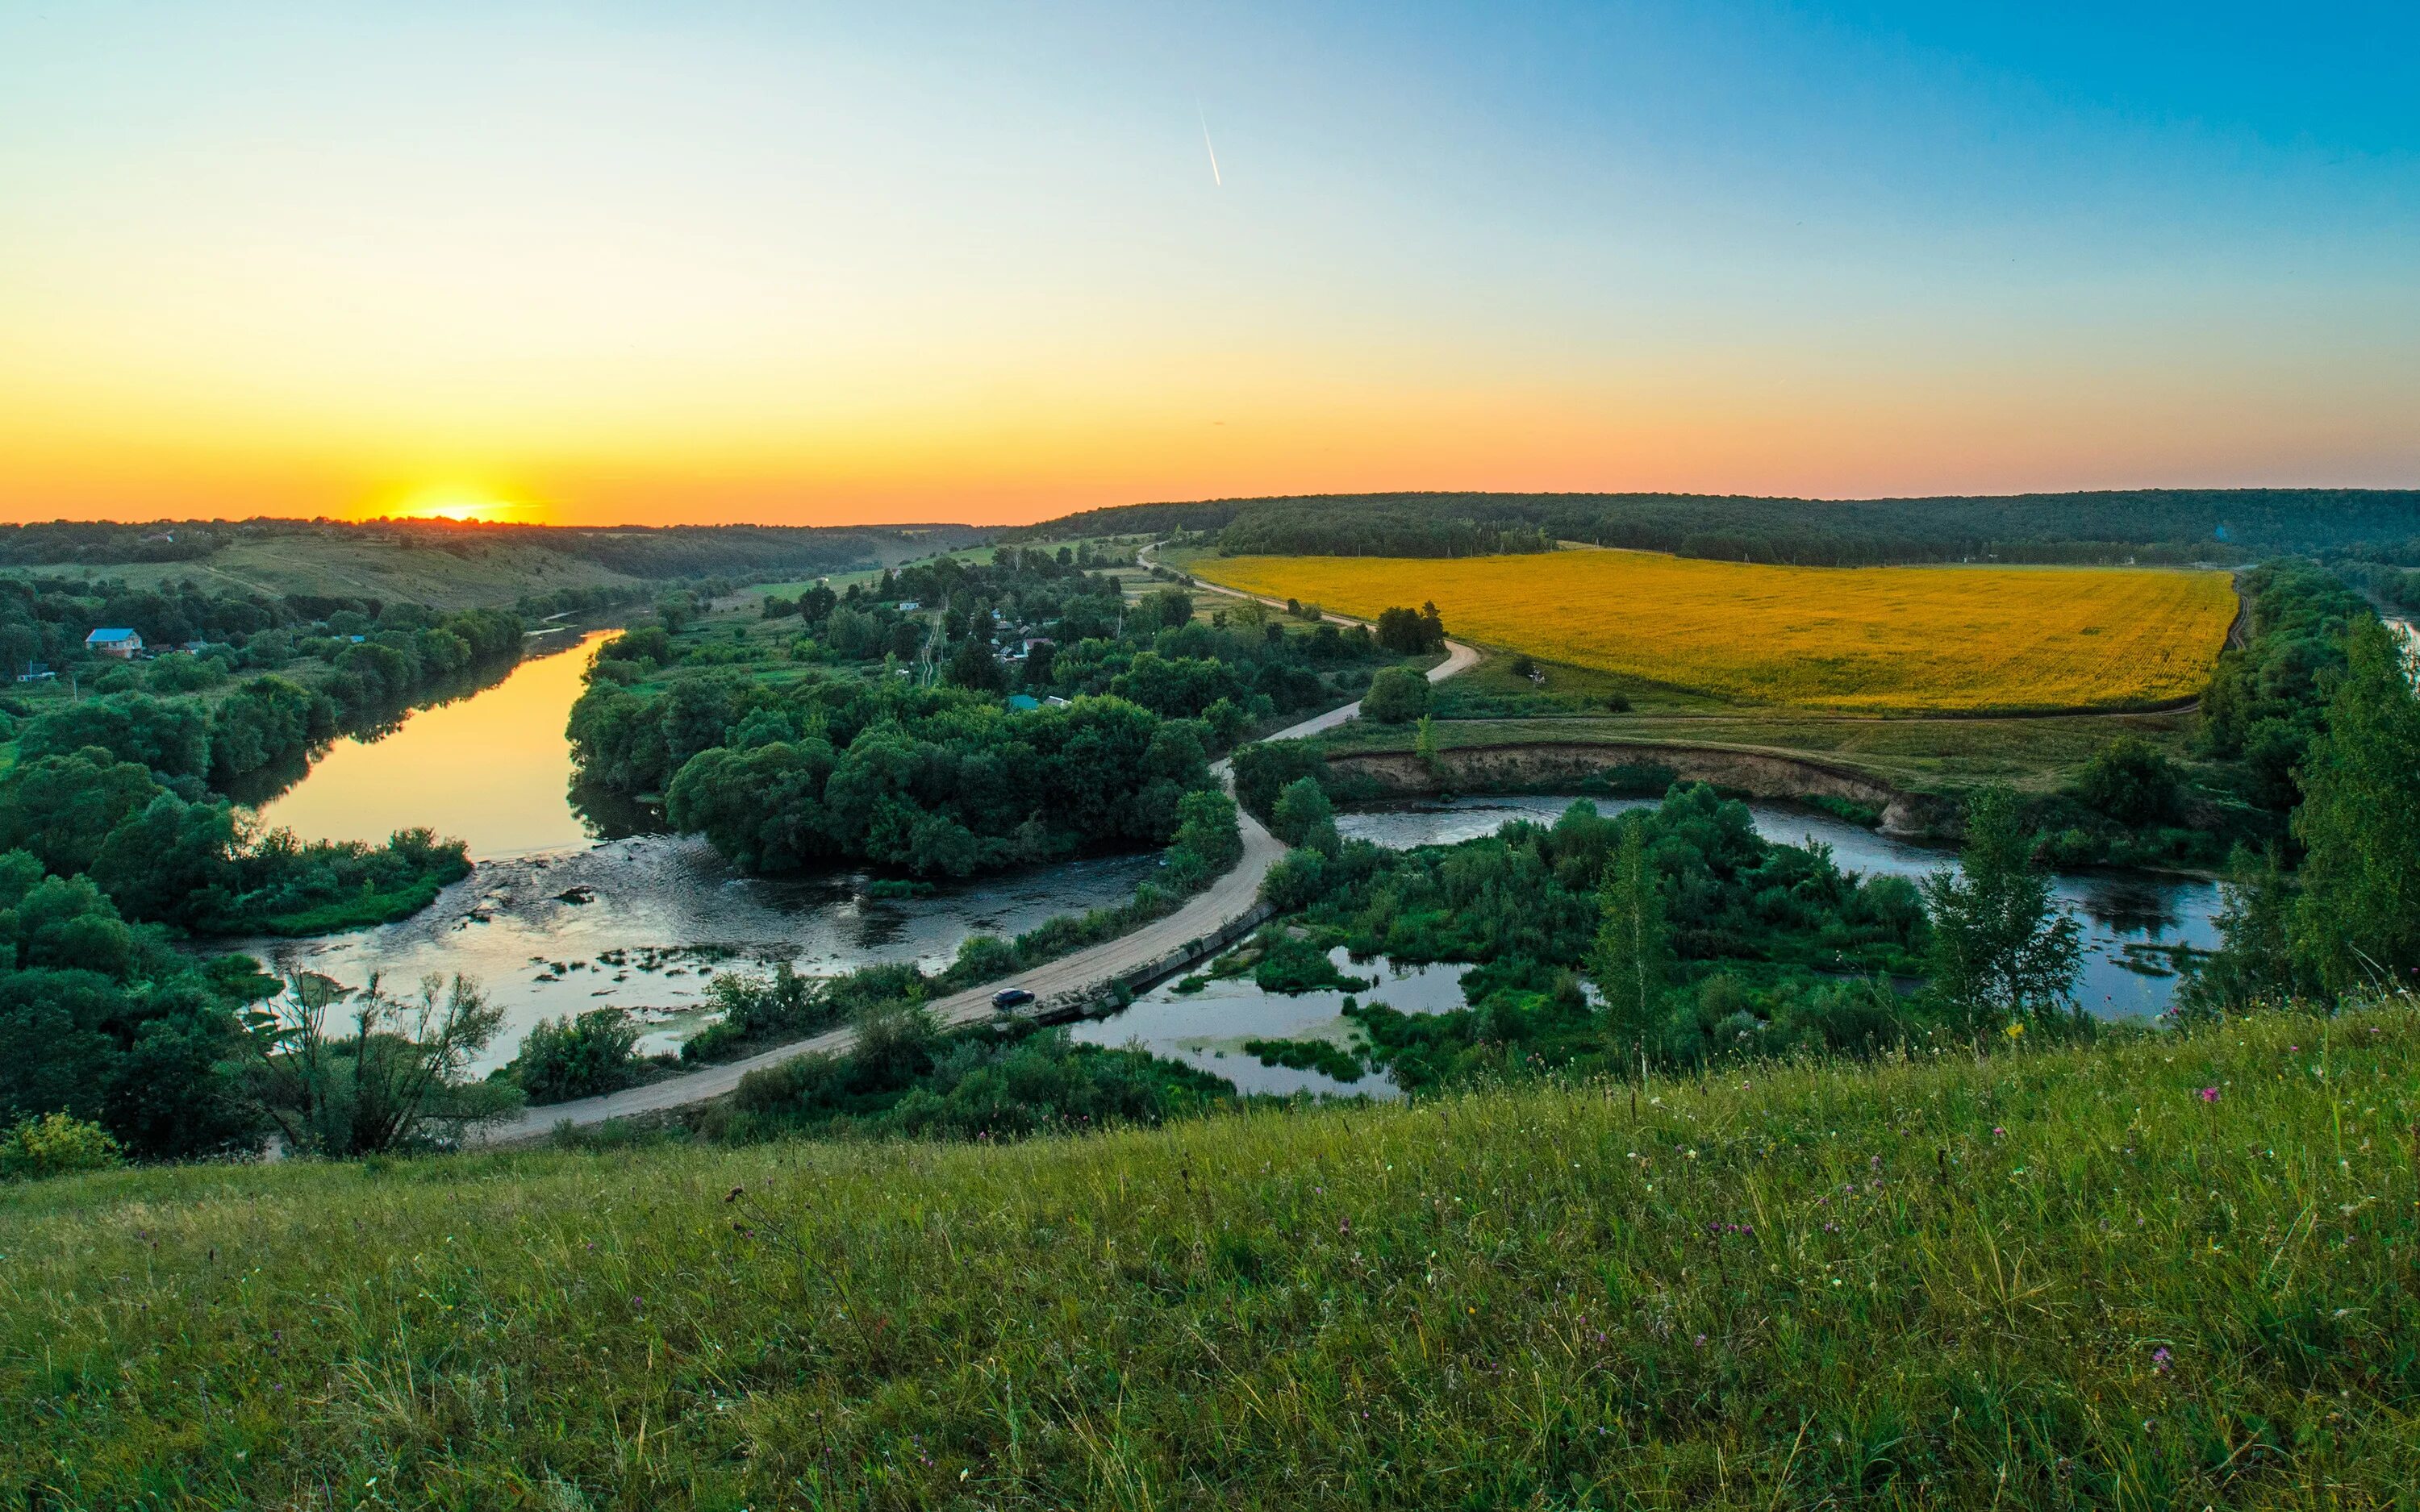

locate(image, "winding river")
(244, 636), (2222, 1078)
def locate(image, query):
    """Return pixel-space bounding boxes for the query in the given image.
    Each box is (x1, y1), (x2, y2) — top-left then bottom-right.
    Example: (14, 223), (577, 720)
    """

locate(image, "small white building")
(85, 627), (143, 659)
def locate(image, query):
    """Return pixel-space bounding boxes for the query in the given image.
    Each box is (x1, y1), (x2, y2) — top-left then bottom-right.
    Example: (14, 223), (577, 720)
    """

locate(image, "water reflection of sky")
(242, 836), (1158, 1072)
(1069, 949), (1467, 1100)
(1337, 797), (2222, 1020)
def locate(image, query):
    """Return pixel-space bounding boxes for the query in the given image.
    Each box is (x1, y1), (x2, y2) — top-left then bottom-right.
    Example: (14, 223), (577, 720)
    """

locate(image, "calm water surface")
(252, 643), (2222, 1076)
(1336, 796), (2221, 1018)
(251, 630), (614, 857)
(243, 629), (1156, 1068)
(1070, 948), (1467, 1100)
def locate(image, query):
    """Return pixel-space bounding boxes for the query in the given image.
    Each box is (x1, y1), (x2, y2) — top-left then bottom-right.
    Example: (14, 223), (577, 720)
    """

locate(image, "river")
(239, 631), (1154, 1070)
(1070, 794), (2221, 1100)
(244, 635), (2222, 1077)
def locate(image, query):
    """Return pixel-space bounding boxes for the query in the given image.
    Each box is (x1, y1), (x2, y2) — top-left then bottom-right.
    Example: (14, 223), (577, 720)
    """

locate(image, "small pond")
(1069, 948), (1467, 1100)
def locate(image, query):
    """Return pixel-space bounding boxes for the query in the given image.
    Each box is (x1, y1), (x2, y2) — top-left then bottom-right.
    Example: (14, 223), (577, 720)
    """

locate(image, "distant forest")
(1009, 489), (2420, 567)
(0, 518), (978, 580)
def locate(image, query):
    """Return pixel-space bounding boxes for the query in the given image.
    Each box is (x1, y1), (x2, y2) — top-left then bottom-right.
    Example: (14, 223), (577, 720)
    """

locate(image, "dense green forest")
(568, 546), (1423, 876)
(1014, 487), (2420, 565)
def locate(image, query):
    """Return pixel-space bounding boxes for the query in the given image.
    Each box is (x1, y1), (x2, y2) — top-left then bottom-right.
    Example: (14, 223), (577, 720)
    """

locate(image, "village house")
(85, 627), (144, 659)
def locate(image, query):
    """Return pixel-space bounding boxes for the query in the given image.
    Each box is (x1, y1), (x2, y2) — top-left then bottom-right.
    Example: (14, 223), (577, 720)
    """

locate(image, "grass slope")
(5, 1009), (2415, 1508)
(1199, 550), (2234, 714)
(0, 535), (642, 610)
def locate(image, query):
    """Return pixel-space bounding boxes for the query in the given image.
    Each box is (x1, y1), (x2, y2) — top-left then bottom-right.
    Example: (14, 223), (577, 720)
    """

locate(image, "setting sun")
(376, 486), (537, 524)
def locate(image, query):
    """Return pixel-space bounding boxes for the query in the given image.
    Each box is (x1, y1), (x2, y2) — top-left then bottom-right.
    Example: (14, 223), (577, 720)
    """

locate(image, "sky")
(2, 1), (2415, 527)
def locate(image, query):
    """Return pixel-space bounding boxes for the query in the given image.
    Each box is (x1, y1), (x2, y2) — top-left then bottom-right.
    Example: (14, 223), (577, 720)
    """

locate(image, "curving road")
(475, 550), (1476, 1143)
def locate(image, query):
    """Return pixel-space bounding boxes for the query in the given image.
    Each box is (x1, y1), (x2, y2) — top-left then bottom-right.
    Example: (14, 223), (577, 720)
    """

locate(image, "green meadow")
(5, 1005), (2414, 1509)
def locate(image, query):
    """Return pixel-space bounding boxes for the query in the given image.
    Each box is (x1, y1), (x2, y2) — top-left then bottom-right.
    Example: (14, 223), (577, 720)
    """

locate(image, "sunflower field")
(1198, 549), (2236, 712)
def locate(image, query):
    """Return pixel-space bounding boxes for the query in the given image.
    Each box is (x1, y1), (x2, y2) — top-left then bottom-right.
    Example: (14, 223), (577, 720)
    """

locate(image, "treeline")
(1021, 488), (2420, 566)
(0, 581), (517, 942)
(572, 636), (1223, 877)
(0, 516), (978, 580)
(2332, 560), (2420, 614)
(0, 522), (220, 566)
(7, 589), (523, 789)
(391, 521), (960, 581)
(570, 549), (1419, 875)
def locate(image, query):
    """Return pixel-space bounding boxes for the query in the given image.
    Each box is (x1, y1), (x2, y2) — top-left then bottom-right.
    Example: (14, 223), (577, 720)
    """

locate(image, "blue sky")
(1, 1), (2412, 523)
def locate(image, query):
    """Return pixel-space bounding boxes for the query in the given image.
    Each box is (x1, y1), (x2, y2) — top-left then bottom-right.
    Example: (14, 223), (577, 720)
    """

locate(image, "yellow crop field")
(1199, 549), (2237, 712)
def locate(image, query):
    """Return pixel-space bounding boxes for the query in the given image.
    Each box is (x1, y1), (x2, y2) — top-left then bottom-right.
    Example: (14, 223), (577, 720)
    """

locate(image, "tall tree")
(2290, 618), (2420, 993)
(1921, 785), (2081, 1034)
(1590, 823), (1672, 1058)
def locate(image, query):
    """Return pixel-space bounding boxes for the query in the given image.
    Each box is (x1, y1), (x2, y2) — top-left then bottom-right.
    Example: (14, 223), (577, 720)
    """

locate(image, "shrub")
(0, 1113), (123, 1181)
(2075, 735), (2184, 825)
(509, 1007), (645, 1104)
(1361, 665), (1431, 723)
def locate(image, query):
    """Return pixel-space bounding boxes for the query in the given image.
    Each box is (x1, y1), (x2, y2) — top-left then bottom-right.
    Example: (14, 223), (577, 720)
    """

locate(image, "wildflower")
(2197, 1087), (2220, 1103)
(2151, 1347), (2172, 1372)
(1693, 1333), (1708, 1348)
(2005, 1022), (2026, 1041)
(1992, 1127), (2007, 1139)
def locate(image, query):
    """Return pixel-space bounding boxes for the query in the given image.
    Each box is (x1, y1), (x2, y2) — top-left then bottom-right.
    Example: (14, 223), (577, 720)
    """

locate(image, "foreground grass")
(4, 1010), (2416, 1510)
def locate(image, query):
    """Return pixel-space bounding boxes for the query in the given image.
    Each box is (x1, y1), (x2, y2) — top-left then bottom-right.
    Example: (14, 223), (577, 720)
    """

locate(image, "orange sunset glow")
(2, 6), (2414, 527)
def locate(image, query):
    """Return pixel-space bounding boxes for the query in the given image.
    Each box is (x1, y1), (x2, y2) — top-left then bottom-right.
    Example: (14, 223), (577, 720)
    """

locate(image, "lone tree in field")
(2290, 617), (2420, 993)
(1921, 785), (2081, 1034)
(1590, 824), (1672, 1060)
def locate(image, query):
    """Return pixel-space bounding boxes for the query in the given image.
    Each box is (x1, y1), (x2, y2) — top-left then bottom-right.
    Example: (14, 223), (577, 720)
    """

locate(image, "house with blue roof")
(85, 627), (144, 659)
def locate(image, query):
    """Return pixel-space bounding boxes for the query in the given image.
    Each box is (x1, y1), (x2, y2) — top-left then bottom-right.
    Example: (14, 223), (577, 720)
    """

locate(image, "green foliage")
(1269, 776), (1339, 853)
(1589, 824), (1673, 1060)
(1920, 785), (2084, 1034)
(1360, 665), (1430, 723)
(1055, 486), (2420, 564)
(1231, 738), (1329, 820)
(1241, 1035), (1363, 1081)
(605, 677), (1219, 877)
(1372, 602), (1447, 655)
(0, 860), (266, 1160)
(507, 1008), (646, 1105)
(1250, 932), (1369, 994)
(0, 1112), (123, 1181)
(2175, 845), (2310, 1021)
(241, 973), (516, 1156)
(1280, 785), (1931, 1077)
(720, 1017), (1231, 1143)
(2072, 733), (2184, 825)
(19, 694), (210, 780)
(2289, 617), (2420, 993)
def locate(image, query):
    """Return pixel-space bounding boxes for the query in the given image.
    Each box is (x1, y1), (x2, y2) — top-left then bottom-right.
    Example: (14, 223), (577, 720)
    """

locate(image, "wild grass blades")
(1197, 549), (2237, 713)
(2, 1006), (2414, 1508)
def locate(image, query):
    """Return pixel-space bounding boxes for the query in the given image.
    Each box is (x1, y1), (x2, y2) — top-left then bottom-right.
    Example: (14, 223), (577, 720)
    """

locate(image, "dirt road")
(476, 552), (1479, 1143)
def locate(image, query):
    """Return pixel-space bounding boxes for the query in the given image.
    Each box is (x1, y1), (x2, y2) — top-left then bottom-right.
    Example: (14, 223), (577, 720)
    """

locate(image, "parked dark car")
(991, 987), (1036, 1010)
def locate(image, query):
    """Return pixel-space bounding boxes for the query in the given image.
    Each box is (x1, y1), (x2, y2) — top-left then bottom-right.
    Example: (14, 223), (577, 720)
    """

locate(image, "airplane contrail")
(1199, 102), (1221, 186)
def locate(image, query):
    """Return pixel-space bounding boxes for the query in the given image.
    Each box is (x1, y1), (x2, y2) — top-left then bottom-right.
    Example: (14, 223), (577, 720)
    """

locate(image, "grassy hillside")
(5, 1006), (2414, 1508)
(0, 532), (641, 610)
(0, 519), (978, 611)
